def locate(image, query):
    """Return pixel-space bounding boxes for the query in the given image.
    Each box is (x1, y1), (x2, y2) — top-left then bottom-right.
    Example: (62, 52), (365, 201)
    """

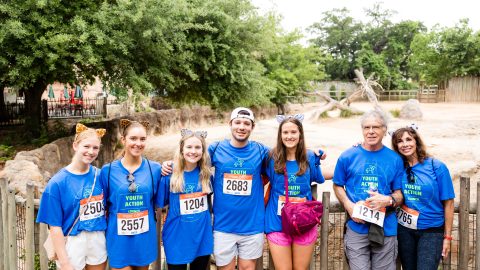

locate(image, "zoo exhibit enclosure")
(0, 177), (476, 270)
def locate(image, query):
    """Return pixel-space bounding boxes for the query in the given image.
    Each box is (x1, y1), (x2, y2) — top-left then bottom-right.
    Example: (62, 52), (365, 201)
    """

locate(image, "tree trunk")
(0, 84), (6, 122)
(24, 81), (47, 138)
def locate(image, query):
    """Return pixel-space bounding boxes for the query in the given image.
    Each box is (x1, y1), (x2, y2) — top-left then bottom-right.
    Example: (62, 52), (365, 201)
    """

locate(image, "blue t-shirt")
(37, 165), (106, 235)
(159, 167), (213, 264)
(208, 140), (269, 235)
(401, 157), (455, 230)
(265, 150), (324, 234)
(333, 146), (404, 236)
(100, 158), (162, 268)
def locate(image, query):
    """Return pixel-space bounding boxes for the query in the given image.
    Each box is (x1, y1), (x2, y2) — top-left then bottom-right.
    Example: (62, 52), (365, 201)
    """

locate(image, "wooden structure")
(446, 76), (480, 102)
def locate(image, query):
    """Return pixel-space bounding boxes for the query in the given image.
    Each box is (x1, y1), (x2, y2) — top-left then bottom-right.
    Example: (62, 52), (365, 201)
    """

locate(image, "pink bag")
(281, 168), (323, 236)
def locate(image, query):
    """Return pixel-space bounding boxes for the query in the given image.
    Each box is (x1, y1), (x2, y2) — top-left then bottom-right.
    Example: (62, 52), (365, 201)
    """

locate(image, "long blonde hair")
(170, 132), (212, 193)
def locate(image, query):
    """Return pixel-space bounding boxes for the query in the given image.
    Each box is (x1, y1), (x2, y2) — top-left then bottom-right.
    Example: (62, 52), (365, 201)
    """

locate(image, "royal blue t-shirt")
(208, 140), (269, 235)
(401, 157), (455, 230)
(159, 167), (213, 264)
(37, 165), (106, 235)
(265, 151), (324, 234)
(333, 146), (404, 236)
(100, 158), (161, 268)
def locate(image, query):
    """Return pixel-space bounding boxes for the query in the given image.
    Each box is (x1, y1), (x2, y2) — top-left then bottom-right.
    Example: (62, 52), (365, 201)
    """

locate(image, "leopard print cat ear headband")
(75, 123), (106, 138)
(180, 128), (207, 139)
(120, 119), (150, 130)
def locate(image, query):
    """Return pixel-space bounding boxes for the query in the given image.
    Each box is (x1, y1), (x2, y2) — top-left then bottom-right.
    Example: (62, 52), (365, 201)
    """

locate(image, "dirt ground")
(146, 101), (480, 202)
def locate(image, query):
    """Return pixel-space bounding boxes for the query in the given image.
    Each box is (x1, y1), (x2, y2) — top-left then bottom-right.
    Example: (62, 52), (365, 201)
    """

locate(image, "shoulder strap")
(284, 167), (289, 203)
(431, 158), (437, 179)
(211, 141), (221, 159)
(67, 167), (98, 237)
(146, 158), (154, 201)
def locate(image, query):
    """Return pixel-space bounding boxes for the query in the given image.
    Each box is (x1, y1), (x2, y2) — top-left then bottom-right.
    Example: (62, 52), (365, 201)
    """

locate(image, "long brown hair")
(270, 118), (308, 175)
(171, 133), (212, 193)
(391, 127), (430, 167)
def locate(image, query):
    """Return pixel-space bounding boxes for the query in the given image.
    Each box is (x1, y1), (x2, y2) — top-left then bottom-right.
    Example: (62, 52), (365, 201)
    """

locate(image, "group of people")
(36, 106), (455, 270)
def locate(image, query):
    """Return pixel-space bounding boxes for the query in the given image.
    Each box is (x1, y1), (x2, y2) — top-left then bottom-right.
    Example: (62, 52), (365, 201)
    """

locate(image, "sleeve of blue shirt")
(99, 164), (110, 210)
(36, 183), (63, 227)
(157, 175), (171, 208)
(309, 151), (325, 184)
(333, 155), (347, 186)
(434, 159), (456, 200)
(391, 157), (404, 191)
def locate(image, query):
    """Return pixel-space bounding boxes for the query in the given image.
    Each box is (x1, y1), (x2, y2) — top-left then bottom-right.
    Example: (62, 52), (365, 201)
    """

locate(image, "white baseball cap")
(230, 107), (255, 123)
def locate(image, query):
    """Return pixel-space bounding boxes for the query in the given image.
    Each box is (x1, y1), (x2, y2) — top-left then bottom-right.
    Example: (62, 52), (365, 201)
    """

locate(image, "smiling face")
(230, 118), (254, 144)
(361, 116), (387, 150)
(281, 122), (300, 151)
(396, 131), (417, 159)
(121, 126), (147, 158)
(72, 136), (101, 165)
(182, 136), (203, 166)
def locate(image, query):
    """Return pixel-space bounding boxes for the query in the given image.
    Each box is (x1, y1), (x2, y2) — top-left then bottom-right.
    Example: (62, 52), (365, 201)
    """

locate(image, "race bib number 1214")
(352, 202), (386, 227)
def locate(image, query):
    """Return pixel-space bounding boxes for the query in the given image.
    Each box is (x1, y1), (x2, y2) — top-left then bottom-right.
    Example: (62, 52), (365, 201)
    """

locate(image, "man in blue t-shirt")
(209, 107), (269, 270)
(333, 110), (404, 270)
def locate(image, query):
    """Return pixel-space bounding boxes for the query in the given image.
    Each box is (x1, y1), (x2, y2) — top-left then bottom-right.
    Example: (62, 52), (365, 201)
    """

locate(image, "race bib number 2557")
(117, 210), (149, 236)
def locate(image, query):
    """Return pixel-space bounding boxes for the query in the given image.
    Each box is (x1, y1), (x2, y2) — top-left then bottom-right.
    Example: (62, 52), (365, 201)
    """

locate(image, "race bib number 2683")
(223, 173), (253, 196)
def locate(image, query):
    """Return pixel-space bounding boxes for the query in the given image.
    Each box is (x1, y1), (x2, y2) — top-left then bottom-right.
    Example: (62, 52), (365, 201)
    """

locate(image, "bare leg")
(292, 243), (315, 270)
(268, 239), (293, 270)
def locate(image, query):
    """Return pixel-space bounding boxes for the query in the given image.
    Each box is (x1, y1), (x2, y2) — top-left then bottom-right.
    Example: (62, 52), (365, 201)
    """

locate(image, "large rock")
(400, 99), (423, 120)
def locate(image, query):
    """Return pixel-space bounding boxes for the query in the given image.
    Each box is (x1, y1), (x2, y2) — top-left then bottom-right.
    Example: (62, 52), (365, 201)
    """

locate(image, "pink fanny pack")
(281, 167), (323, 236)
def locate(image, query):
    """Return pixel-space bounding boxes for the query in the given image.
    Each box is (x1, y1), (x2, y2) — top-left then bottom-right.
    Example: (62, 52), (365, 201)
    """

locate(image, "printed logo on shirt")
(288, 174), (297, 184)
(403, 179), (435, 212)
(353, 163), (385, 201)
(234, 158), (245, 168)
(118, 193), (149, 212)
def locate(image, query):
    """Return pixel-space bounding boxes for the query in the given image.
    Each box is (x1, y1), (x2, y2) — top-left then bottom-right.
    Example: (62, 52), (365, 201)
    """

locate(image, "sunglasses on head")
(406, 166), (415, 183)
(127, 173), (137, 193)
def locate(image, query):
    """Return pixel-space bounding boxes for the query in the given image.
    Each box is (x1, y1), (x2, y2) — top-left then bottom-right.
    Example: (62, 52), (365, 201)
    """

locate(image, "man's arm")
(366, 189), (403, 210)
(333, 184), (364, 224)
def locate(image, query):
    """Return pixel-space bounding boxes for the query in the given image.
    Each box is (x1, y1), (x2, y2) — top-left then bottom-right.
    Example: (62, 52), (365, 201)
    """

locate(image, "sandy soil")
(146, 101), (480, 202)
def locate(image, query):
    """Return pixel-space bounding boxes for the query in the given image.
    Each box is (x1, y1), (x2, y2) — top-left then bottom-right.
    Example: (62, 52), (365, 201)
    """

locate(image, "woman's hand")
(442, 238), (451, 259)
(161, 161), (173, 176)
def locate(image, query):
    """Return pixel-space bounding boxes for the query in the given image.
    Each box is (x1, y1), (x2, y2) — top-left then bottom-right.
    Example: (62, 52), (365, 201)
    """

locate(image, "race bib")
(223, 173), (253, 196)
(352, 202), (386, 227)
(277, 195), (306, 215)
(117, 210), (149, 235)
(180, 192), (208, 215)
(396, 205), (419, 230)
(79, 194), (105, 221)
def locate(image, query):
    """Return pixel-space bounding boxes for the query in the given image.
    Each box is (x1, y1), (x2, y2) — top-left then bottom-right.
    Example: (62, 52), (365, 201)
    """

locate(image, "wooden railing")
(0, 176), (474, 270)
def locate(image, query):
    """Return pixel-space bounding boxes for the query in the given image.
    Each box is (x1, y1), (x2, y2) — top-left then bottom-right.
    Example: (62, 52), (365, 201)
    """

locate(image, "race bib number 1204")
(180, 192), (208, 215)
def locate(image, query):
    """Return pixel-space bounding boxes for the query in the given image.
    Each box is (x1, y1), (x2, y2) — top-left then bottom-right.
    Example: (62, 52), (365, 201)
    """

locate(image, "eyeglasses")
(362, 125), (384, 132)
(127, 173), (137, 193)
(406, 166), (415, 183)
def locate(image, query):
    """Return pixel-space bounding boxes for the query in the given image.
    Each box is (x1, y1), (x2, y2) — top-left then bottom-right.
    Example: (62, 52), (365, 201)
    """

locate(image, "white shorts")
(56, 231), (107, 270)
(213, 231), (264, 266)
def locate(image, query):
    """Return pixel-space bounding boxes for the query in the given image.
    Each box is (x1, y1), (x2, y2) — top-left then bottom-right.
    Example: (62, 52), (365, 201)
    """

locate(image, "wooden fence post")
(7, 188), (18, 270)
(477, 181), (480, 270)
(458, 176), (470, 269)
(342, 212), (349, 270)
(320, 192), (330, 270)
(103, 97), (108, 118)
(0, 178), (7, 270)
(26, 183), (35, 270)
(39, 223), (49, 270)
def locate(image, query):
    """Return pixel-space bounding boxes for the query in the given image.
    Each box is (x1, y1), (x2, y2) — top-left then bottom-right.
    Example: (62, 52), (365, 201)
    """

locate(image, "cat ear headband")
(276, 114), (304, 123)
(120, 119), (150, 130)
(181, 128), (208, 139)
(388, 123), (419, 136)
(75, 123), (106, 138)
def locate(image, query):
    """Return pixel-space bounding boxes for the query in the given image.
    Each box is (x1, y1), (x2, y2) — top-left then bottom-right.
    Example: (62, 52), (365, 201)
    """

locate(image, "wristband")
(444, 235), (453, 241)
(390, 195), (397, 207)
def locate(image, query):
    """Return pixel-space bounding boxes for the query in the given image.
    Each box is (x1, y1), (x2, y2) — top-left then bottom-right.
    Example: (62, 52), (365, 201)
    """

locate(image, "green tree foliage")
(309, 4), (425, 90)
(409, 19), (480, 85)
(261, 17), (325, 112)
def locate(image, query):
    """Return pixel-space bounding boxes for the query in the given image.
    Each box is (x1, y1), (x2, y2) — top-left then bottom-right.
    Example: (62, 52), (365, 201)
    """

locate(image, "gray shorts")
(213, 231), (264, 266)
(344, 225), (398, 270)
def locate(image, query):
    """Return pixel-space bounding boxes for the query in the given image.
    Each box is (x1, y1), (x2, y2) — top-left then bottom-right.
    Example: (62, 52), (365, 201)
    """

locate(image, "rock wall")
(0, 105), (277, 197)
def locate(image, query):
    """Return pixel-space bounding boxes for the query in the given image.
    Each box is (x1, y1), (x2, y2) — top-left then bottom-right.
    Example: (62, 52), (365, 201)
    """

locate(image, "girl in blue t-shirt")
(392, 126), (455, 270)
(100, 119), (162, 270)
(37, 123), (107, 270)
(265, 115), (325, 270)
(159, 128), (213, 270)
